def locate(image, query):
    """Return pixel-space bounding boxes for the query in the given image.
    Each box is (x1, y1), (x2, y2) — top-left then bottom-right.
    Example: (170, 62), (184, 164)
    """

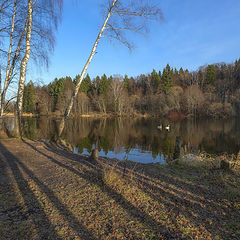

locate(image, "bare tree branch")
(63, 0), (163, 123)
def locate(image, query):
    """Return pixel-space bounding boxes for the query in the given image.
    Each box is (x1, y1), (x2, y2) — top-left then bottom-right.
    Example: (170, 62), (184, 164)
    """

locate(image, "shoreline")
(1, 112), (235, 121)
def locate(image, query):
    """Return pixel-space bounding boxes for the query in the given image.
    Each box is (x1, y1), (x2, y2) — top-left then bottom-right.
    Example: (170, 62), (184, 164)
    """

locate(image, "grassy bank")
(0, 139), (239, 239)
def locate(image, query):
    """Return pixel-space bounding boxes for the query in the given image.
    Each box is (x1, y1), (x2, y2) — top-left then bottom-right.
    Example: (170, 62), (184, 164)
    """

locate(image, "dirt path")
(0, 139), (239, 239)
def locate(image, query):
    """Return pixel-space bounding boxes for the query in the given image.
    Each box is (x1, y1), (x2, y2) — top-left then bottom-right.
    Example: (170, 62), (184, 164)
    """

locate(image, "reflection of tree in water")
(76, 137), (92, 154)
(199, 118), (240, 154)
(22, 118), (36, 139)
(61, 117), (93, 142)
(180, 120), (206, 153)
(73, 118), (177, 157)
(0, 117), (17, 138)
(21, 117), (57, 140)
(61, 117), (240, 156)
(99, 136), (111, 155)
(3, 116), (240, 157)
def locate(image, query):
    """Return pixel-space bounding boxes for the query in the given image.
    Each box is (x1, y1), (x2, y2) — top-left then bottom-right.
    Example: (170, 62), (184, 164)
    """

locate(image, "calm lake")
(1, 117), (240, 164)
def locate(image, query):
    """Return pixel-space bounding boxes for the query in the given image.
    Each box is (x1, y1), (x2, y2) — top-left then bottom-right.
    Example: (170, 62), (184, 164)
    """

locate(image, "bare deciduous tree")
(16, 0), (33, 118)
(109, 77), (125, 115)
(17, 0), (63, 117)
(64, 0), (163, 119)
(0, 0), (63, 117)
(183, 85), (205, 117)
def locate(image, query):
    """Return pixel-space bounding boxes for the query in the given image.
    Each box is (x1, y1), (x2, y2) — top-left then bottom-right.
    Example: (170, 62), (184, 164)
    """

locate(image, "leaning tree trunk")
(0, 67), (2, 116)
(64, 0), (118, 119)
(16, 0), (33, 136)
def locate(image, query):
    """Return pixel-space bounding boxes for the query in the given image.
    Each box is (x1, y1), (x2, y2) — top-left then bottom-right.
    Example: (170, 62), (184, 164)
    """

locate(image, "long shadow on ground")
(2, 139), (239, 239)
(43, 141), (240, 240)
(24, 140), (178, 239)
(0, 143), (97, 240)
(0, 144), (61, 239)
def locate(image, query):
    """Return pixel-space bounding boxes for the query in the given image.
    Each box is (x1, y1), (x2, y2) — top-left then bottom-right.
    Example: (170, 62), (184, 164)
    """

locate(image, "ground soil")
(0, 139), (239, 240)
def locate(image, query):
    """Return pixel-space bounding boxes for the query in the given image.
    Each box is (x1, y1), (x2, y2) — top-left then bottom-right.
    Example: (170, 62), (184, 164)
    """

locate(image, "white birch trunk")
(5, 0), (16, 87)
(0, 0), (17, 116)
(0, 6), (28, 116)
(0, 67), (2, 116)
(17, 0), (33, 116)
(64, 0), (118, 119)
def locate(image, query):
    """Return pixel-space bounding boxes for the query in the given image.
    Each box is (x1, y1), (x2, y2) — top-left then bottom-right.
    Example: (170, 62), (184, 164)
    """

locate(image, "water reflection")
(0, 116), (239, 163)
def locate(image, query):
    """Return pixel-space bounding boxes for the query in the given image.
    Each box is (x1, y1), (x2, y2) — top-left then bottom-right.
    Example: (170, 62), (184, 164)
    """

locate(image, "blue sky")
(29, 0), (240, 85)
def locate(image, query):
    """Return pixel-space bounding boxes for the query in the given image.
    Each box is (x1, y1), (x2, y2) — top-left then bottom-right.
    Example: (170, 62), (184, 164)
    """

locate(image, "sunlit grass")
(0, 139), (239, 239)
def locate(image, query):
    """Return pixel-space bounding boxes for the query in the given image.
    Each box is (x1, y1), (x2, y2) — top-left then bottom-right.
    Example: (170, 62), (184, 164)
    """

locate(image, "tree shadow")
(0, 143), (97, 240)
(0, 143), (61, 239)
(45, 140), (209, 197)
(105, 160), (240, 239)
(23, 140), (179, 239)
(44, 141), (240, 239)
(0, 151), (29, 239)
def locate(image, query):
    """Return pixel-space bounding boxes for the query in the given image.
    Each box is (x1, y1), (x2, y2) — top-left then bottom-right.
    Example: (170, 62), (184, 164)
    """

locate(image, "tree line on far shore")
(0, 0), (163, 122)
(2, 1), (239, 121)
(15, 59), (240, 119)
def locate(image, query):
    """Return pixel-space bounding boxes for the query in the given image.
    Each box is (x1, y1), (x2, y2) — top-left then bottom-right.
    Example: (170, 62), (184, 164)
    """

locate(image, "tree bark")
(17, 0), (33, 115)
(0, 3), (28, 116)
(0, 0), (17, 116)
(64, 0), (118, 119)
(16, 0), (33, 137)
(0, 81), (1, 117)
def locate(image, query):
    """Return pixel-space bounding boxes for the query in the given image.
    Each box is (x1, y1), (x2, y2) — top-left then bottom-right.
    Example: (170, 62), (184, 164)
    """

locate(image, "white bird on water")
(165, 125), (170, 131)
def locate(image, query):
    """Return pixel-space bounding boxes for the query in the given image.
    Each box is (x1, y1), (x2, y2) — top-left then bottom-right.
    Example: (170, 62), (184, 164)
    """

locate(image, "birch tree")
(64, 0), (163, 119)
(0, 0), (63, 117)
(16, 0), (33, 118)
(0, 1), (12, 36)
(16, 0), (62, 116)
(0, 0), (28, 116)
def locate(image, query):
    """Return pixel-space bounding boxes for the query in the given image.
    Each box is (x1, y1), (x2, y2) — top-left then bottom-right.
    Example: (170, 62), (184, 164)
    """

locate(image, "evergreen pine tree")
(206, 65), (216, 85)
(161, 64), (173, 93)
(99, 74), (110, 95)
(123, 74), (129, 91)
(23, 81), (35, 113)
(151, 69), (161, 90)
(80, 74), (92, 94)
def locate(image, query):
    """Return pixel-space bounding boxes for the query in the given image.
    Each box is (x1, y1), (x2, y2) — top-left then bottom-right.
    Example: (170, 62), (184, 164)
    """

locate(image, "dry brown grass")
(0, 139), (239, 239)
(175, 151), (240, 173)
